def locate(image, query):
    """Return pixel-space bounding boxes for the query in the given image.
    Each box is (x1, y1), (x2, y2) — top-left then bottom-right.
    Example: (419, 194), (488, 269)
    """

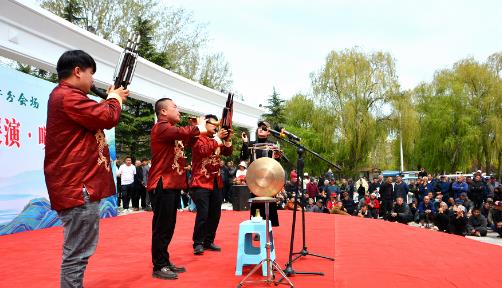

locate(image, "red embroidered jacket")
(147, 121), (202, 191)
(44, 82), (122, 211)
(190, 135), (233, 190)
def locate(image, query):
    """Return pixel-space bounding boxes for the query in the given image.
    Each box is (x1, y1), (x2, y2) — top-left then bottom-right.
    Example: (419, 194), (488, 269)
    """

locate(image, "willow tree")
(454, 58), (502, 173)
(388, 90), (420, 171)
(280, 94), (338, 175)
(413, 70), (479, 173)
(311, 48), (399, 172)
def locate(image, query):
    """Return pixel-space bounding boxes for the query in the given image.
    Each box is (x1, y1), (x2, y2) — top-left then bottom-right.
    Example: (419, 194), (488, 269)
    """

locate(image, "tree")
(311, 47), (400, 172)
(262, 87), (285, 126)
(115, 16), (157, 160)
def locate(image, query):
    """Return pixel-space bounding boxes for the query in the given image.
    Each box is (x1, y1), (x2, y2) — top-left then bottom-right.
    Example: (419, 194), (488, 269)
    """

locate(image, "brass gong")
(246, 157), (285, 197)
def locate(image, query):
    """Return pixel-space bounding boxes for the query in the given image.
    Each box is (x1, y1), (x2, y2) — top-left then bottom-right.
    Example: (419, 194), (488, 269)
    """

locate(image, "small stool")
(235, 219), (275, 276)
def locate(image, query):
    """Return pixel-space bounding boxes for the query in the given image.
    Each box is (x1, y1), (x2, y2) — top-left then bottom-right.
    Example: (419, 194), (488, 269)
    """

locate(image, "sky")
(166, 0), (502, 108)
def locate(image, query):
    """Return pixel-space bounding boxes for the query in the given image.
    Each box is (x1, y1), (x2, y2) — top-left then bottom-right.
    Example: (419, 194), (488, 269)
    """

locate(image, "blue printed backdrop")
(0, 65), (118, 236)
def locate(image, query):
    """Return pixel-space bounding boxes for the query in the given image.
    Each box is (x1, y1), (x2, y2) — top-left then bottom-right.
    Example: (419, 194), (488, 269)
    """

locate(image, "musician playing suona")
(44, 50), (129, 288)
(240, 120), (280, 227)
(190, 115), (233, 255)
(147, 98), (207, 280)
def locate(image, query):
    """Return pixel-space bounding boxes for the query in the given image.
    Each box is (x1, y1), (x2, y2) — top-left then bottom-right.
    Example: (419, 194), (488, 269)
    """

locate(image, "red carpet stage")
(1, 210), (502, 288)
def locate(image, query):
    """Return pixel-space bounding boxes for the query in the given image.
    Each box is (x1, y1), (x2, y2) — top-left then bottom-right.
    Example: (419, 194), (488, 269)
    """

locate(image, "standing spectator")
(355, 177), (368, 201)
(117, 156), (136, 211)
(44, 50), (129, 287)
(480, 199), (493, 226)
(439, 176), (451, 199)
(418, 167), (427, 178)
(235, 161), (247, 184)
(449, 205), (468, 236)
(368, 178), (379, 194)
(341, 192), (356, 215)
(325, 168), (334, 181)
(487, 176), (498, 199)
(394, 176), (409, 200)
(467, 208), (488, 237)
(434, 202), (450, 232)
(223, 161), (236, 203)
(380, 177), (395, 220)
(133, 159), (144, 211)
(408, 180), (419, 204)
(142, 159), (152, 211)
(418, 177), (429, 202)
(389, 197), (412, 224)
(470, 175), (487, 209)
(452, 176), (468, 199)
(306, 177), (319, 200)
(494, 187), (502, 202)
(325, 179), (340, 199)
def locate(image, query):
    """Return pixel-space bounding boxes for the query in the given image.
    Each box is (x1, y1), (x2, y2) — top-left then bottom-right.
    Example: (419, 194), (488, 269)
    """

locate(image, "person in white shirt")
(117, 156), (136, 210)
(235, 161), (247, 184)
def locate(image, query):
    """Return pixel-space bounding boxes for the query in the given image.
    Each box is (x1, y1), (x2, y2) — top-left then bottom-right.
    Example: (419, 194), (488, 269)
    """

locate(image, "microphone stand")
(271, 135), (335, 283)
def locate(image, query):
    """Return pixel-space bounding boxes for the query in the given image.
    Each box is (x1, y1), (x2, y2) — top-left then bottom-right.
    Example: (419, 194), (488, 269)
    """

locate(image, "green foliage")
(310, 47), (399, 173)
(262, 87), (286, 126)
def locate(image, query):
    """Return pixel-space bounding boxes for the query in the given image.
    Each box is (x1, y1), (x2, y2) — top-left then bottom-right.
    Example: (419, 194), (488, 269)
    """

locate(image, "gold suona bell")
(255, 209), (261, 218)
(188, 115), (220, 126)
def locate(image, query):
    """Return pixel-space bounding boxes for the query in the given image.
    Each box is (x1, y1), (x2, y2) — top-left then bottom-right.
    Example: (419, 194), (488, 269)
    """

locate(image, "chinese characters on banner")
(1, 89), (40, 109)
(0, 117), (46, 148)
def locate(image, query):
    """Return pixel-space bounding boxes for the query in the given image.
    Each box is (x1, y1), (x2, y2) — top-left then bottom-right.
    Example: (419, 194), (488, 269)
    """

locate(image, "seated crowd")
(280, 168), (502, 238)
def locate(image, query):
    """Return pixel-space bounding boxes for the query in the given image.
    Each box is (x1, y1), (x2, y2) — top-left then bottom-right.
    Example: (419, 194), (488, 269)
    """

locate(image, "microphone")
(276, 127), (301, 142)
(262, 126), (301, 142)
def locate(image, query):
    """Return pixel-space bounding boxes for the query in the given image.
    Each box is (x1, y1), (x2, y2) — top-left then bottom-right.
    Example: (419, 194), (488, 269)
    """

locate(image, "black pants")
(151, 180), (180, 271)
(137, 184), (146, 209)
(381, 199), (393, 220)
(121, 184), (137, 209)
(191, 183), (223, 248)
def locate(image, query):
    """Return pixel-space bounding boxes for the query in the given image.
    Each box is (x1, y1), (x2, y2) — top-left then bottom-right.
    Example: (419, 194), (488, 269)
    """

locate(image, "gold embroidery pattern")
(95, 129), (110, 172)
(200, 155), (221, 178)
(172, 140), (185, 175)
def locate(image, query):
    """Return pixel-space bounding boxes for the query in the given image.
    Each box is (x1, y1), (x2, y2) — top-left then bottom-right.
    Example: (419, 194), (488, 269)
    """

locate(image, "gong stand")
(237, 197), (294, 288)
(271, 135), (336, 283)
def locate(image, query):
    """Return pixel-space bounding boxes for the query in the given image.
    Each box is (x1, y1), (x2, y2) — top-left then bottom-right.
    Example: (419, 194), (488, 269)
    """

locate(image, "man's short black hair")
(141, 158), (148, 162)
(125, 156), (132, 160)
(56, 50), (96, 81)
(154, 98), (172, 117)
(205, 114), (218, 122)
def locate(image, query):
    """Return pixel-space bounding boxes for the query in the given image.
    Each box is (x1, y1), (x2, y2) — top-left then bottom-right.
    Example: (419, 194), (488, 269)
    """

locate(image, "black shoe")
(194, 244), (204, 255)
(152, 267), (178, 280)
(203, 243), (221, 251)
(168, 264), (186, 273)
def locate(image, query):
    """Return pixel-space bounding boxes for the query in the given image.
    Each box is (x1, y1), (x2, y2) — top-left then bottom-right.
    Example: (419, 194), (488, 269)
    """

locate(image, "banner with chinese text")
(0, 65), (118, 236)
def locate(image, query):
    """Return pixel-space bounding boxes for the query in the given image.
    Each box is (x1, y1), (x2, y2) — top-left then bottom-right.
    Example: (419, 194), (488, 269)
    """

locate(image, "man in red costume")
(44, 50), (129, 287)
(190, 114), (232, 255)
(147, 98), (207, 280)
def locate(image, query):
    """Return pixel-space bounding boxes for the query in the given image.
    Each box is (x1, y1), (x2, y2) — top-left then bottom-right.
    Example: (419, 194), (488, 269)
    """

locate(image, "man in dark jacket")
(380, 177), (395, 220)
(449, 205), (468, 236)
(389, 197), (412, 224)
(394, 176), (409, 200)
(467, 208), (488, 236)
(469, 175), (487, 209)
